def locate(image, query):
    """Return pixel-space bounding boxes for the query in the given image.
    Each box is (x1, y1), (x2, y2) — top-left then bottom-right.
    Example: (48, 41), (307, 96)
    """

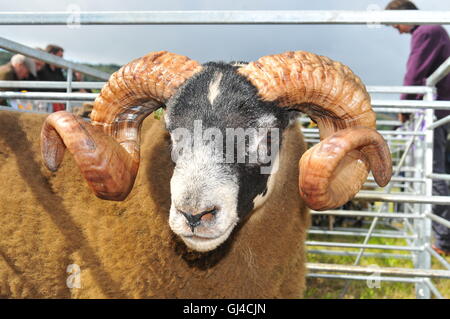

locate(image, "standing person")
(37, 44), (66, 111)
(37, 44), (65, 82)
(386, 0), (450, 256)
(0, 54), (37, 106)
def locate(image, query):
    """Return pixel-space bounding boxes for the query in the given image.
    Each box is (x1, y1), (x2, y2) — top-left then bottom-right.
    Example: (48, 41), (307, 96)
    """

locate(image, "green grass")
(305, 226), (450, 299)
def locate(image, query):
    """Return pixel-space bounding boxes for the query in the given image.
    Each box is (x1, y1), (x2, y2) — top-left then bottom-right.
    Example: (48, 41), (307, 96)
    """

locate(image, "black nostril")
(181, 212), (201, 232)
(179, 208), (217, 232)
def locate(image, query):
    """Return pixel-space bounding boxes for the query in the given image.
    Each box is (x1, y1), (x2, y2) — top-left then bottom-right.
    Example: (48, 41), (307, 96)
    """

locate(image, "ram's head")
(41, 51), (392, 252)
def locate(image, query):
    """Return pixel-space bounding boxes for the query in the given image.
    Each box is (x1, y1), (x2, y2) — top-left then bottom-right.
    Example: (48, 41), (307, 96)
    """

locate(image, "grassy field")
(304, 226), (450, 299)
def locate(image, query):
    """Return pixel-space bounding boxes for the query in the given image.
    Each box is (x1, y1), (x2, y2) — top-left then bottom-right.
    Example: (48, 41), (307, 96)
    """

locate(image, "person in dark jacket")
(37, 44), (65, 82)
(37, 44), (66, 111)
(387, 0), (450, 256)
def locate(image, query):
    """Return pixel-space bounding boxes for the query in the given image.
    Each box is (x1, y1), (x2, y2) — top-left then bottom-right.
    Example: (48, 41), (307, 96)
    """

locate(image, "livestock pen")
(0, 9), (449, 299)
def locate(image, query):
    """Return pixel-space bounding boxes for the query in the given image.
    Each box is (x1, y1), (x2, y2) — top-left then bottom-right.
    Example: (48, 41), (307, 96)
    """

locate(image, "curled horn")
(41, 51), (202, 200)
(238, 51), (392, 210)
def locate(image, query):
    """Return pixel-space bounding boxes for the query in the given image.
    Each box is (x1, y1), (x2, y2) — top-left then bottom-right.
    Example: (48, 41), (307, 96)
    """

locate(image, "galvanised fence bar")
(0, 10), (449, 25)
(0, 80), (104, 90)
(1, 10), (450, 299)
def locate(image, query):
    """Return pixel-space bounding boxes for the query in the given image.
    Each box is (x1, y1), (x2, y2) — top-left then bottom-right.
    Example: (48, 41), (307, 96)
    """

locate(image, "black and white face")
(164, 62), (289, 252)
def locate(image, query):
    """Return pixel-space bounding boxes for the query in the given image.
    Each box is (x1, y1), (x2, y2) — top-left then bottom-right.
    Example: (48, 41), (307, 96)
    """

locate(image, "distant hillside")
(0, 50), (120, 81)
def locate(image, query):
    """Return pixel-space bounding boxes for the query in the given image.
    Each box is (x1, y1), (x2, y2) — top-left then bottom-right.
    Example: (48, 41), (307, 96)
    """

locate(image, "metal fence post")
(414, 91), (435, 299)
(66, 68), (73, 112)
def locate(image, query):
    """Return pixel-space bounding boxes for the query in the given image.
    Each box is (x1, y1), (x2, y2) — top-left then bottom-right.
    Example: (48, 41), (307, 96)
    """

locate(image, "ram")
(0, 51), (391, 298)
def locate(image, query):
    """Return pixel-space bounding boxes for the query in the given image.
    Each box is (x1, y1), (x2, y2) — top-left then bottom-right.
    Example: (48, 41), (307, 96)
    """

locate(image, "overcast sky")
(0, 0), (449, 88)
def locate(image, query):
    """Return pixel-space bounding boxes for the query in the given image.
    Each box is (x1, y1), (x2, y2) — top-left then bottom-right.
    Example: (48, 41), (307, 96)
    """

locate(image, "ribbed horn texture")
(41, 51), (202, 200)
(238, 51), (392, 210)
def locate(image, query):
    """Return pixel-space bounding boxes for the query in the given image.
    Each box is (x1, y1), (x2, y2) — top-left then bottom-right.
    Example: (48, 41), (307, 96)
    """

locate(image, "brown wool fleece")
(0, 111), (309, 298)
